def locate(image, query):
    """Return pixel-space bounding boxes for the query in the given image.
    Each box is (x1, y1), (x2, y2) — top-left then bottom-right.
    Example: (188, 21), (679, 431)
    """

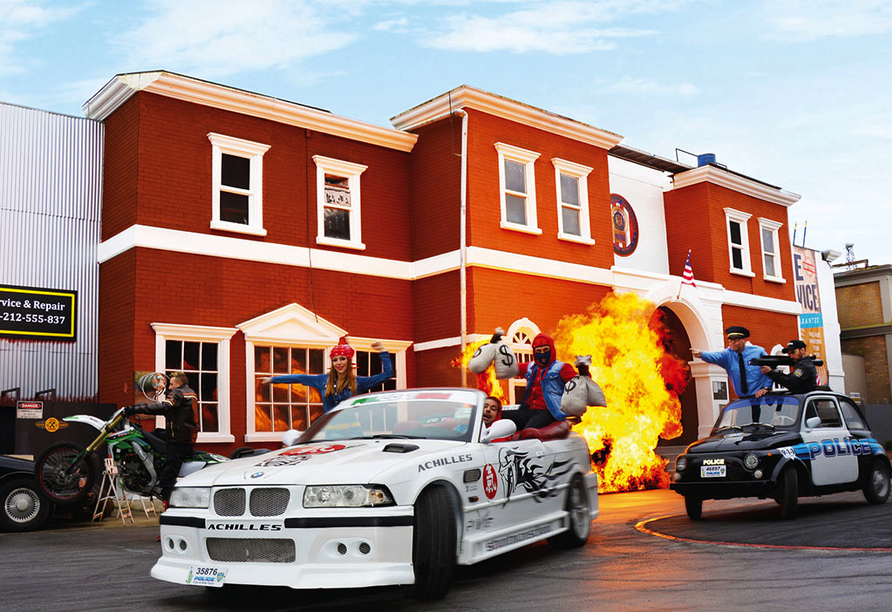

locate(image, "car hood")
(178, 439), (465, 487)
(685, 430), (800, 453)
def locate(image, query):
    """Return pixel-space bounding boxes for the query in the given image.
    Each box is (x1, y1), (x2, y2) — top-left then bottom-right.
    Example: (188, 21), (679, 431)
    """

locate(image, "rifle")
(749, 355), (824, 368)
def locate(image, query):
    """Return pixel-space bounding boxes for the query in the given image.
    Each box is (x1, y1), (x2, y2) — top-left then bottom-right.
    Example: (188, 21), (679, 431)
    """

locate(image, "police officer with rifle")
(753, 339), (819, 394)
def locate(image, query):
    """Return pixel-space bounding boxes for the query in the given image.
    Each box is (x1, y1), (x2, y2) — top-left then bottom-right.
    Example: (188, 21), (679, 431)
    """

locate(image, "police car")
(151, 388), (598, 599)
(670, 389), (891, 520)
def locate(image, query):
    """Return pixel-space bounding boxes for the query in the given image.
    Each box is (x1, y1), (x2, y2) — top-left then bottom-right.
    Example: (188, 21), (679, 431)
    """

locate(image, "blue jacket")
(699, 344), (772, 397)
(269, 352), (394, 413)
(522, 360), (569, 421)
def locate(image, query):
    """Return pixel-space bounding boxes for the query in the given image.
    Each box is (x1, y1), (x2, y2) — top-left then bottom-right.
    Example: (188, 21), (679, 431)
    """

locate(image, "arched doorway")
(653, 306), (699, 447)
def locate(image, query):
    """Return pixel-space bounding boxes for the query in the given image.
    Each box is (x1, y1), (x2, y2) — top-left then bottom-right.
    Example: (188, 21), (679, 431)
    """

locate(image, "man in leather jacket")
(760, 339), (818, 393)
(125, 372), (198, 501)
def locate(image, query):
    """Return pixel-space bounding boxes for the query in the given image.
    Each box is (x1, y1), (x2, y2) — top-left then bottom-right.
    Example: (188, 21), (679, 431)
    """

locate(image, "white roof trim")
(671, 165), (801, 207)
(83, 72), (417, 152)
(391, 86), (623, 150)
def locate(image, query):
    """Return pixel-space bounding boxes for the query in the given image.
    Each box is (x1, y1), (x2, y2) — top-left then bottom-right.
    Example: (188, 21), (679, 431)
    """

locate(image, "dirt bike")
(33, 373), (243, 506)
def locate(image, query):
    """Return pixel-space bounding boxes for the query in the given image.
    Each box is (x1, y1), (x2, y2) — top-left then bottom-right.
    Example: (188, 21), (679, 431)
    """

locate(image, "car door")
(800, 396), (858, 486)
(479, 437), (550, 526)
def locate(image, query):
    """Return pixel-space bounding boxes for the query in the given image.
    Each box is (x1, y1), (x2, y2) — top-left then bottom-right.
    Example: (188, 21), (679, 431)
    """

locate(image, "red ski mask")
(532, 333), (556, 367)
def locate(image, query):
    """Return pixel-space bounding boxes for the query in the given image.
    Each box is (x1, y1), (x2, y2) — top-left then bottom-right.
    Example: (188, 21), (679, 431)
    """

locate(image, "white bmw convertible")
(151, 388), (598, 599)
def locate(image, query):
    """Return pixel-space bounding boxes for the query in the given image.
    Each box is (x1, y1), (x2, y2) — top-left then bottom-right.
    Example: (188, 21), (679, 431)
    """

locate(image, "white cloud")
(762, 0), (892, 41)
(606, 77), (698, 96)
(373, 16), (409, 32)
(0, 0), (80, 76)
(114, 0), (358, 78)
(420, 0), (679, 54)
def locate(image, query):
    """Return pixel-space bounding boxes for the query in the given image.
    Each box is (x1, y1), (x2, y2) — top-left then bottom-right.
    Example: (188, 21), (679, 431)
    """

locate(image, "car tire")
(0, 477), (51, 532)
(777, 466), (798, 520)
(548, 475), (591, 548)
(408, 486), (456, 600)
(863, 459), (891, 505)
(684, 496), (703, 520)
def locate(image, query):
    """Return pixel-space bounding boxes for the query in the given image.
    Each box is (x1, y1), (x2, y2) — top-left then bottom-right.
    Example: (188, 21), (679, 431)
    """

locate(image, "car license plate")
(187, 565), (227, 587)
(701, 465), (726, 478)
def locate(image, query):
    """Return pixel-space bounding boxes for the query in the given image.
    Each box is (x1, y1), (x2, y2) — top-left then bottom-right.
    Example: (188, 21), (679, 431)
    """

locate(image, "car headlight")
(169, 487), (210, 508)
(744, 453), (759, 470)
(303, 485), (395, 508)
(675, 456), (687, 472)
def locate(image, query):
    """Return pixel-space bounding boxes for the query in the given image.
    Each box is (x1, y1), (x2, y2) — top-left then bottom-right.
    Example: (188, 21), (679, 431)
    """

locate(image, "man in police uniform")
(691, 326), (773, 398)
(760, 339), (818, 394)
(125, 372), (198, 501)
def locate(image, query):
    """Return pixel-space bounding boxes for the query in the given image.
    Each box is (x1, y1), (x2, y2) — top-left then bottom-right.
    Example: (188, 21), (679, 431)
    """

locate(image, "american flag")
(682, 250), (696, 287)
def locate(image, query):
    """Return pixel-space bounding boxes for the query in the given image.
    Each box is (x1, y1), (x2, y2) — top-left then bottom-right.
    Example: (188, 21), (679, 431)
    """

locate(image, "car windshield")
(302, 389), (480, 443)
(714, 396), (800, 432)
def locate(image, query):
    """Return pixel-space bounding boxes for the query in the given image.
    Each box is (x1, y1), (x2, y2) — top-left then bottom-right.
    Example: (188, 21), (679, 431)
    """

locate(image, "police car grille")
(249, 488), (290, 516)
(214, 488), (246, 516)
(206, 538), (295, 563)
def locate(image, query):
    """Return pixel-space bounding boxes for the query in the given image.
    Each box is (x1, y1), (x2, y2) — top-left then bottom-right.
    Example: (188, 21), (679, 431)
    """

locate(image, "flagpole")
(675, 276), (683, 301)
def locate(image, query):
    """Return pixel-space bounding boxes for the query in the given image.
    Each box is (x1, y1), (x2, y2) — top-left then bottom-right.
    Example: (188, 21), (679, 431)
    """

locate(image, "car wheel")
(548, 474), (591, 548)
(777, 466), (798, 520)
(408, 486), (456, 600)
(0, 477), (51, 532)
(863, 459), (891, 505)
(684, 496), (703, 520)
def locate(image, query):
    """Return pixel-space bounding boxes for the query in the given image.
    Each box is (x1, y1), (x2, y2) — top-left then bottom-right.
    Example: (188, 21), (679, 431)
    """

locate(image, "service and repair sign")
(0, 284), (77, 341)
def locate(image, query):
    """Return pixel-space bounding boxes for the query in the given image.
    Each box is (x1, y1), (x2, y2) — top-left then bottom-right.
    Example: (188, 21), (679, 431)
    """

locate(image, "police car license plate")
(701, 465), (726, 478)
(187, 565), (227, 587)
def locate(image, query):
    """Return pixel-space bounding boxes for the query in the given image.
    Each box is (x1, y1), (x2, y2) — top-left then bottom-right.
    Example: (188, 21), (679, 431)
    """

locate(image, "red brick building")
(85, 72), (808, 452)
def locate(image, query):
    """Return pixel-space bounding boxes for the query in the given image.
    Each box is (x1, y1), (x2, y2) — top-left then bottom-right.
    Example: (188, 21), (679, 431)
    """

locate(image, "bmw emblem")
(250, 471), (264, 479)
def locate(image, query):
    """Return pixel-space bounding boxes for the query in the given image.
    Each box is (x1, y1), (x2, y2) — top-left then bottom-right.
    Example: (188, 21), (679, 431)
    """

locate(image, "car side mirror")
(481, 420), (516, 443)
(805, 416), (821, 429)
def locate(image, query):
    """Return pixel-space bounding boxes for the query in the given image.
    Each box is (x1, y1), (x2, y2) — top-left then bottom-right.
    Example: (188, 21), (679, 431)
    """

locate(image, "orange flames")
(458, 292), (687, 493)
(553, 292), (685, 492)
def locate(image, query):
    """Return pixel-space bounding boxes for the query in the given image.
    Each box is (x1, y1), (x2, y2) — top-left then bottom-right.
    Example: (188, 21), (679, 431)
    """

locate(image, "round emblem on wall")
(610, 194), (639, 257)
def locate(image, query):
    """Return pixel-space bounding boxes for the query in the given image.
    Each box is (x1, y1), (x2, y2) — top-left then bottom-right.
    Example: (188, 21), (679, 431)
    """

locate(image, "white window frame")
(724, 207), (755, 277)
(495, 142), (541, 235)
(208, 133), (270, 236)
(505, 317), (540, 404)
(552, 158), (595, 245)
(313, 155), (367, 251)
(151, 322), (238, 444)
(758, 217), (785, 283)
(244, 337), (410, 443)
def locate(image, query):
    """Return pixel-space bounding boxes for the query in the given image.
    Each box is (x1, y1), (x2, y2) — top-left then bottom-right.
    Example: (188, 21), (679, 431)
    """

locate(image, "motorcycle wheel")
(34, 441), (97, 506)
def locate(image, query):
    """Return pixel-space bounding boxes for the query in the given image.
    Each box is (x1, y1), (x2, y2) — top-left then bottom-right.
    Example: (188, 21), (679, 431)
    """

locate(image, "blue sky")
(2, 0), (890, 267)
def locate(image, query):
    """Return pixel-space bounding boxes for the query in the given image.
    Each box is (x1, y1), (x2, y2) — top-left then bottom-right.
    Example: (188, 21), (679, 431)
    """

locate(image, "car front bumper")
(151, 507), (415, 590)
(670, 480), (778, 500)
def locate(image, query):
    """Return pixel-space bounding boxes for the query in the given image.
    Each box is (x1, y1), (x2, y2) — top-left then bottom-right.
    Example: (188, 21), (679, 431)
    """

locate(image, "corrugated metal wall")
(0, 102), (103, 401)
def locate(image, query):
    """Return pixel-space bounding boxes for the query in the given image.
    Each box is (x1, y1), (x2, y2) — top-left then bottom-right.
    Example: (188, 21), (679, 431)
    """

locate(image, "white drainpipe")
(458, 109), (469, 387)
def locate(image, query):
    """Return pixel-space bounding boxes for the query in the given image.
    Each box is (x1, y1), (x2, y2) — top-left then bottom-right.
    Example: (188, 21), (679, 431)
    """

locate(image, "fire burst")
(553, 292), (686, 492)
(456, 292), (688, 494)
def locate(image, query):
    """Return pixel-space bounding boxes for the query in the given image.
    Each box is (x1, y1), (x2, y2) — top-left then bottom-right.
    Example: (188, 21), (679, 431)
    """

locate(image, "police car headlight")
(303, 485), (395, 508)
(169, 487), (210, 508)
(744, 453), (759, 470)
(675, 456), (687, 472)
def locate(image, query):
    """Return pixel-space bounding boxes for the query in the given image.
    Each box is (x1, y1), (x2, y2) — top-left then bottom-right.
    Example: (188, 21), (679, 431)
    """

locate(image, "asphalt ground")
(639, 490), (892, 550)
